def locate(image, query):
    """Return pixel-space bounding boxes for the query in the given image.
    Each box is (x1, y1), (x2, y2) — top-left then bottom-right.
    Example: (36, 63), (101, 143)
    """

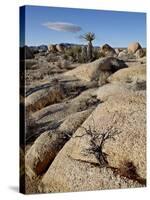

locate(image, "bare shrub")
(68, 116), (146, 185)
(65, 115), (121, 167)
(80, 124), (121, 167)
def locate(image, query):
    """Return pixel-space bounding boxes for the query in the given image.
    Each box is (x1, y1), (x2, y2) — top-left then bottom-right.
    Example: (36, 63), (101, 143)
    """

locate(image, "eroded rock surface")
(22, 45), (146, 193)
(64, 57), (127, 83)
(39, 91), (146, 193)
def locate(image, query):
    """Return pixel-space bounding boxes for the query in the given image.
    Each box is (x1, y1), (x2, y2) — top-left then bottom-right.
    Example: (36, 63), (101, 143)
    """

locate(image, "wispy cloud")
(43, 22), (82, 33)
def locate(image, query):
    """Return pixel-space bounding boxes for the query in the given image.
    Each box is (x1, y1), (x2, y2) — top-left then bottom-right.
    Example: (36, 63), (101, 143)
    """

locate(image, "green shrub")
(62, 54), (69, 60)
(92, 49), (101, 60)
(64, 46), (82, 62)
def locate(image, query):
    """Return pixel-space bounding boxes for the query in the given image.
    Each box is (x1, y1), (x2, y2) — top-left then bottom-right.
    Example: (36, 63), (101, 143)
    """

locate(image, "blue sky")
(20, 5), (146, 47)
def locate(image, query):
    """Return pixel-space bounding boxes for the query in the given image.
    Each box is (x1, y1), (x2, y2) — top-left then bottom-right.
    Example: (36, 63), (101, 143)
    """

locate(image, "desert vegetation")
(20, 38), (146, 193)
(80, 32), (96, 61)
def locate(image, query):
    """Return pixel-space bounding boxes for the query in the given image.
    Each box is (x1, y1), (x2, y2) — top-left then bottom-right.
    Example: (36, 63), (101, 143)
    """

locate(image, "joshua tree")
(80, 32), (95, 61)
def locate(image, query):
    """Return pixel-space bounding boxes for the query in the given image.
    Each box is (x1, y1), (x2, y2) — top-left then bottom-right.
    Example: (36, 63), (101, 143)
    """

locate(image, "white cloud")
(43, 22), (82, 33)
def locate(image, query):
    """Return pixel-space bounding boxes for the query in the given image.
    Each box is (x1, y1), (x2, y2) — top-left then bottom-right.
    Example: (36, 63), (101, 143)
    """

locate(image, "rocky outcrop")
(115, 48), (120, 55)
(48, 44), (57, 53)
(100, 44), (117, 57)
(56, 44), (65, 52)
(107, 65), (146, 87)
(39, 90), (146, 192)
(96, 83), (130, 101)
(25, 109), (93, 175)
(128, 42), (142, 54)
(48, 44), (65, 53)
(25, 88), (99, 143)
(40, 155), (142, 193)
(102, 92), (146, 179)
(25, 74), (98, 113)
(26, 86), (65, 113)
(31, 88), (98, 124)
(118, 51), (128, 60)
(64, 57), (127, 84)
(23, 41), (146, 194)
(135, 49), (145, 58)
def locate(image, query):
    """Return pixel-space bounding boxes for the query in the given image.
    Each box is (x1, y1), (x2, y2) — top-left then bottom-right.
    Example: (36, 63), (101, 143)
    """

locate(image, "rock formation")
(21, 43), (146, 194)
(100, 44), (117, 57)
(128, 42), (142, 54)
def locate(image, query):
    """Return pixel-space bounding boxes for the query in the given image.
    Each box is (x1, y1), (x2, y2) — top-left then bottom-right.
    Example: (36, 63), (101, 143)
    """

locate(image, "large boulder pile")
(128, 42), (142, 54)
(56, 44), (65, 52)
(127, 42), (145, 58)
(48, 44), (57, 53)
(117, 42), (145, 60)
(48, 44), (66, 53)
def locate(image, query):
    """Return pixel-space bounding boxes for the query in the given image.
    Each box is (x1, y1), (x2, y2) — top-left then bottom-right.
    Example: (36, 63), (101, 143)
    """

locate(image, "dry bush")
(71, 116), (146, 185)
(80, 124), (120, 167)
